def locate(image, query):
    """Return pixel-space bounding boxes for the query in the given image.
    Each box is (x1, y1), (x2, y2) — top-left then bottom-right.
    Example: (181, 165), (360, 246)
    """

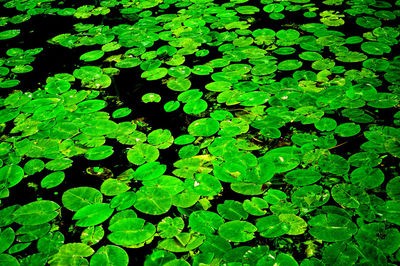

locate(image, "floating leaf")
(0, 164), (24, 188)
(108, 218), (155, 246)
(157, 217), (184, 238)
(386, 176), (400, 200)
(188, 211), (224, 236)
(112, 107), (132, 118)
(81, 226), (104, 246)
(188, 118), (219, 137)
(142, 93), (161, 103)
(101, 178), (130, 196)
(127, 144), (159, 165)
(75, 100), (107, 114)
(0, 227), (15, 254)
(90, 245), (129, 266)
(85, 146), (114, 160)
(0, 29), (20, 40)
(308, 213), (357, 242)
(256, 215), (290, 238)
(62, 187), (103, 211)
(13, 200), (60, 226)
(134, 187), (171, 215)
(278, 60), (302, 71)
(157, 232), (205, 253)
(217, 200), (248, 221)
(41, 171), (65, 189)
(73, 203), (114, 227)
(350, 167), (384, 189)
(49, 243), (94, 265)
(331, 183), (369, 208)
(218, 221), (257, 242)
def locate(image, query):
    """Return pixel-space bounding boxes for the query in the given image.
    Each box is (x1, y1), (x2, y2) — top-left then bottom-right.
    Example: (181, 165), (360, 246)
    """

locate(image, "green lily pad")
(334, 123), (361, 137)
(188, 118), (219, 137)
(73, 66), (103, 80)
(62, 187), (103, 212)
(318, 154), (349, 176)
(110, 191), (136, 211)
(157, 217), (184, 239)
(361, 41), (391, 55)
(0, 79), (20, 88)
(243, 197), (268, 216)
(0, 29), (21, 40)
(141, 67), (168, 81)
(218, 221), (257, 242)
(75, 100), (107, 114)
(73, 203), (114, 227)
(157, 232), (205, 253)
(167, 78), (191, 92)
(115, 58), (141, 68)
(285, 169), (322, 186)
(183, 99), (208, 115)
(322, 242), (359, 266)
(186, 173), (222, 196)
(147, 129), (173, 148)
(292, 184), (330, 210)
(0, 109), (19, 123)
(164, 101), (180, 112)
(127, 143), (159, 165)
(331, 183), (369, 208)
(142, 93), (161, 103)
(256, 215), (290, 238)
(278, 60), (303, 71)
(134, 187), (171, 215)
(386, 176), (400, 200)
(0, 164), (24, 188)
(13, 200), (60, 226)
(41, 171), (65, 189)
(80, 225), (104, 245)
(85, 146), (114, 160)
(49, 243), (94, 265)
(100, 178), (130, 196)
(260, 147), (300, 173)
(90, 245), (129, 266)
(132, 162), (166, 181)
(188, 210), (224, 236)
(112, 107), (132, 118)
(350, 167), (384, 189)
(24, 159), (45, 176)
(315, 117), (337, 131)
(217, 200), (248, 221)
(80, 50), (104, 62)
(308, 213), (357, 242)
(0, 227), (15, 254)
(45, 80), (71, 94)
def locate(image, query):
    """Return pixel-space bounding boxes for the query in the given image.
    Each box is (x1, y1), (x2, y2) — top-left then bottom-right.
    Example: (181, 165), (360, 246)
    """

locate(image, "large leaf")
(308, 213), (357, 242)
(108, 218), (156, 246)
(13, 200), (60, 226)
(218, 221), (257, 242)
(62, 187), (103, 211)
(90, 245), (129, 266)
(72, 203), (114, 227)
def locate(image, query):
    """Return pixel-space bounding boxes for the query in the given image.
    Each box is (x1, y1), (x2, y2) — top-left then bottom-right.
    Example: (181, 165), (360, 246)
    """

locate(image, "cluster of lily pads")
(0, 0), (400, 265)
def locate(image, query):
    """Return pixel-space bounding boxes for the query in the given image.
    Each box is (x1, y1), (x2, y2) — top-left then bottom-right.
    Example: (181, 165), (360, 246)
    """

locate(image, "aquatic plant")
(0, 0), (400, 265)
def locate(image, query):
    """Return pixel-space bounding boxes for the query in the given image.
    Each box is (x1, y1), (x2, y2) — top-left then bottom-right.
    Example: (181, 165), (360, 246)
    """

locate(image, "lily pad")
(308, 213), (357, 242)
(218, 221), (257, 243)
(108, 218), (156, 246)
(188, 118), (219, 137)
(13, 200), (60, 226)
(73, 203), (114, 227)
(0, 29), (20, 40)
